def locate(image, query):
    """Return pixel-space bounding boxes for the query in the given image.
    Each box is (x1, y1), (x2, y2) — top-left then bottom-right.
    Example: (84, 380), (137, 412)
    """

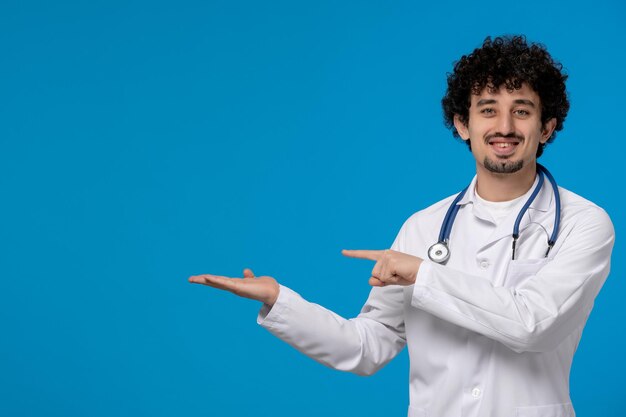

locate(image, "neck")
(475, 161), (537, 202)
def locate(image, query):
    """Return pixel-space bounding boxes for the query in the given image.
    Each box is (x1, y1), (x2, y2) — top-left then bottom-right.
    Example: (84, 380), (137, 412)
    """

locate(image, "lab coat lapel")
(457, 176), (495, 225)
(475, 174), (553, 251)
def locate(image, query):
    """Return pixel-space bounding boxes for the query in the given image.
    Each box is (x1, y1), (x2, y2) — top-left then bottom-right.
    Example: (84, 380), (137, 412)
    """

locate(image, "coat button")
(479, 260), (490, 269)
(471, 387), (481, 398)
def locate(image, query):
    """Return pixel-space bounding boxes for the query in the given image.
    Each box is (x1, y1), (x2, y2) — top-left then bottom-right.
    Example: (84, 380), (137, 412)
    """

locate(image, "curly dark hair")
(441, 35), (569, 157)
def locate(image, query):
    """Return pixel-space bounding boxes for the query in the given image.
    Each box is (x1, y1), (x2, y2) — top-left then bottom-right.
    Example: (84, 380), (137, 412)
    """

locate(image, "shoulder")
(401, 193), (459, 230)
(558, 186), (614, 241)
(393, 193), (460, 252)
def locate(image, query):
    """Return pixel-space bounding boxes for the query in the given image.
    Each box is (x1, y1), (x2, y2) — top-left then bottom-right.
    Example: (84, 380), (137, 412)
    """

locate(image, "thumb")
(243, 268), (255, 278)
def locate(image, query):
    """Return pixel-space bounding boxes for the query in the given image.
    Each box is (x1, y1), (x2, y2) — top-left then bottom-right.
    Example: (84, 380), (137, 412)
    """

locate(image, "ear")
(453, 115), (470, 141)
(540, 118), (557, 143)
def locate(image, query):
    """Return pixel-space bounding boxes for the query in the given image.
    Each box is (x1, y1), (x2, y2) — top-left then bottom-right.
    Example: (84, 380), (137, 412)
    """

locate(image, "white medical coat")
(257, 175), (614, 417)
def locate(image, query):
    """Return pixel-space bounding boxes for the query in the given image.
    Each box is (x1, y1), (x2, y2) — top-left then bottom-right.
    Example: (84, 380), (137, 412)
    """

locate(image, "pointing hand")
(342, 249), (423, 287)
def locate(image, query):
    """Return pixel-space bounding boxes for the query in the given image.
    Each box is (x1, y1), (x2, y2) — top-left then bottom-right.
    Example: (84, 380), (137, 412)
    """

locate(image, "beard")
(480, 131), (527, 174)
(483, 157), (524, 174)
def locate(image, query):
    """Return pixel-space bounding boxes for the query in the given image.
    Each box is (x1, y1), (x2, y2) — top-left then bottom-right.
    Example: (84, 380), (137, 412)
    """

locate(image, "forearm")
(258, 285), (406, 375)
(412, 256), (610, 352)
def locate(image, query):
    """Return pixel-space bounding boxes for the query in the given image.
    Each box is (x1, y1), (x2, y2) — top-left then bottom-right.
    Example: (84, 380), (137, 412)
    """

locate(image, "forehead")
(470, 83), (540, 106)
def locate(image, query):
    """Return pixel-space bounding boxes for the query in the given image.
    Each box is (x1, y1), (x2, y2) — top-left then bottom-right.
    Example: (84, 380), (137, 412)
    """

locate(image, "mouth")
(487, 138), (521, 157)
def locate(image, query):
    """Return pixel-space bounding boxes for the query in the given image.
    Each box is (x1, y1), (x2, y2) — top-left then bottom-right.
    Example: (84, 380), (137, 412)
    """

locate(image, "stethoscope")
(427, 164), (561, 264)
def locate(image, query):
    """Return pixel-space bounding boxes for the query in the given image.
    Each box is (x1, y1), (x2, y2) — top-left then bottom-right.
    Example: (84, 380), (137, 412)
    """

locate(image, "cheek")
(525, 121), (545, 140)
(463, 124), (477, 141)
(467, 127), (486, 147)
(466, 119), (491, 138)
(468, 137), (485, 158)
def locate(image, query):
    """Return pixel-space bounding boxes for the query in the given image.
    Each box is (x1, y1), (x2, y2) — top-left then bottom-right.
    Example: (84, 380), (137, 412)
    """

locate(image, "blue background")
(1, 1), (624, 416)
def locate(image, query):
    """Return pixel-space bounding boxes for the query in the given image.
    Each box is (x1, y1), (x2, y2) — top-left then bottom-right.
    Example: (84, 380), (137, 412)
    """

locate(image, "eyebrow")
(476, 98), (536, 107)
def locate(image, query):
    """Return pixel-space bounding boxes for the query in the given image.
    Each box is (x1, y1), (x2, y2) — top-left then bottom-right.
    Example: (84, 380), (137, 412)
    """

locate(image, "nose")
(496, 112), (515, 135)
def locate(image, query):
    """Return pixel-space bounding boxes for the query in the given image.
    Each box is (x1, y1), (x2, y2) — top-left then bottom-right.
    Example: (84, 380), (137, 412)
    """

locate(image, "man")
(190, 36), (614, 417)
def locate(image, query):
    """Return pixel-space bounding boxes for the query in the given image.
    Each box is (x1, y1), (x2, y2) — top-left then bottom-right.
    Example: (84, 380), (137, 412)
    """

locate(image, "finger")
(371, 260), (383, 280)
(341, 249), (383, 261)
(191, 277), (230, 291)
(369, 276), (385, 287)
(189, 274), (241, 292)
(189, 274), (215, 284)
(243, 268), (255, 278)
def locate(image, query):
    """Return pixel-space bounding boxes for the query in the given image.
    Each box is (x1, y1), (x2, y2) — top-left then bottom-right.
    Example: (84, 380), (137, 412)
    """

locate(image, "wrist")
(411, 258), (423, 284)
(265, 283), (280, 306)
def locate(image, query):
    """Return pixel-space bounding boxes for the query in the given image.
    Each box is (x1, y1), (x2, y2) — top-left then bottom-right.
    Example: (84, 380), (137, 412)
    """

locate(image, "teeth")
(495, 143), (512, 148)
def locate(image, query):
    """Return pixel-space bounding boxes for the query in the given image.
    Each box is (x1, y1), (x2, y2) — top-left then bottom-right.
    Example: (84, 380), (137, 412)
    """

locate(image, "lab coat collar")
(456, 172), (553, 213)
(456, 172), (555, 244)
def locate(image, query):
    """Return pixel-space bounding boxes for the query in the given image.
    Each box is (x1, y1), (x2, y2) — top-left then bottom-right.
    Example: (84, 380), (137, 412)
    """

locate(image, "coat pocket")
(504, 258), (549, 288)
(515, 402), (575, 417)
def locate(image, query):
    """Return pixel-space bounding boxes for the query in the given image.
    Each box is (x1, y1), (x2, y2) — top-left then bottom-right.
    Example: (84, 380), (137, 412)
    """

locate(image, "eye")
(514, 109), (530, 116)
(480, 108), (495, 115)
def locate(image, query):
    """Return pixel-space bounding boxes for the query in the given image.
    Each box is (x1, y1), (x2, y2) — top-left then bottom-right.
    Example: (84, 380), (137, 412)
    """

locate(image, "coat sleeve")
(411, 206), (615, 353)
(256, 226), (408, 376)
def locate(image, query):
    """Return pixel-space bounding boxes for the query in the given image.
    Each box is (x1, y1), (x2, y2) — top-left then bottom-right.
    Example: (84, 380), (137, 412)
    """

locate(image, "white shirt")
(474, 189), (525, 224)
(258, 175), (614, 417)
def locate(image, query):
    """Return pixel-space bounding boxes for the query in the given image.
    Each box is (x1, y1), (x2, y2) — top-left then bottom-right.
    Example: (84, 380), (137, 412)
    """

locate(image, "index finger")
(341, 249), (383, 261)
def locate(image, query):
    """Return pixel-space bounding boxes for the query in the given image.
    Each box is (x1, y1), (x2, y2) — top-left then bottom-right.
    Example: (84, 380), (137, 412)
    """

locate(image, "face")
(454, 83), (556, 176)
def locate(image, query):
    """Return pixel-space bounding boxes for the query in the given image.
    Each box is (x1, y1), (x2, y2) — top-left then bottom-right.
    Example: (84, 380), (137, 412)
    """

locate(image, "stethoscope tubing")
(538, 164), (561, 247)
(429, 164), (560, 264)
(437, 186), (469, 244)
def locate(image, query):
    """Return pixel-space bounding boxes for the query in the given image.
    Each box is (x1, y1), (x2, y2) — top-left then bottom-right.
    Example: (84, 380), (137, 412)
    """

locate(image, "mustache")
(484, 132), (525, 143)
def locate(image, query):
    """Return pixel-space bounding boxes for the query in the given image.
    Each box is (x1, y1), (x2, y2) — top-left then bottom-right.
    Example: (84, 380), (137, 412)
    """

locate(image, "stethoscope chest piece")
(428, 241), (450, 264)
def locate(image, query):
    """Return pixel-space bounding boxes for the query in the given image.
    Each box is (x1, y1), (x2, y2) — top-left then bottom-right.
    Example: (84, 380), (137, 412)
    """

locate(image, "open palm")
(189, 268), (280, 305)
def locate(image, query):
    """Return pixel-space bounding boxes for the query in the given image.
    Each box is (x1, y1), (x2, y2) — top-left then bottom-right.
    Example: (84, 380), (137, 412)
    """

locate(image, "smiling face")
(454, 83), (556, 178)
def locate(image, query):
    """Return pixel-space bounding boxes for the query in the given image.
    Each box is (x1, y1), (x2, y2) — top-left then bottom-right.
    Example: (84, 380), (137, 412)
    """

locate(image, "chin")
(483, 157), (524, 174)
